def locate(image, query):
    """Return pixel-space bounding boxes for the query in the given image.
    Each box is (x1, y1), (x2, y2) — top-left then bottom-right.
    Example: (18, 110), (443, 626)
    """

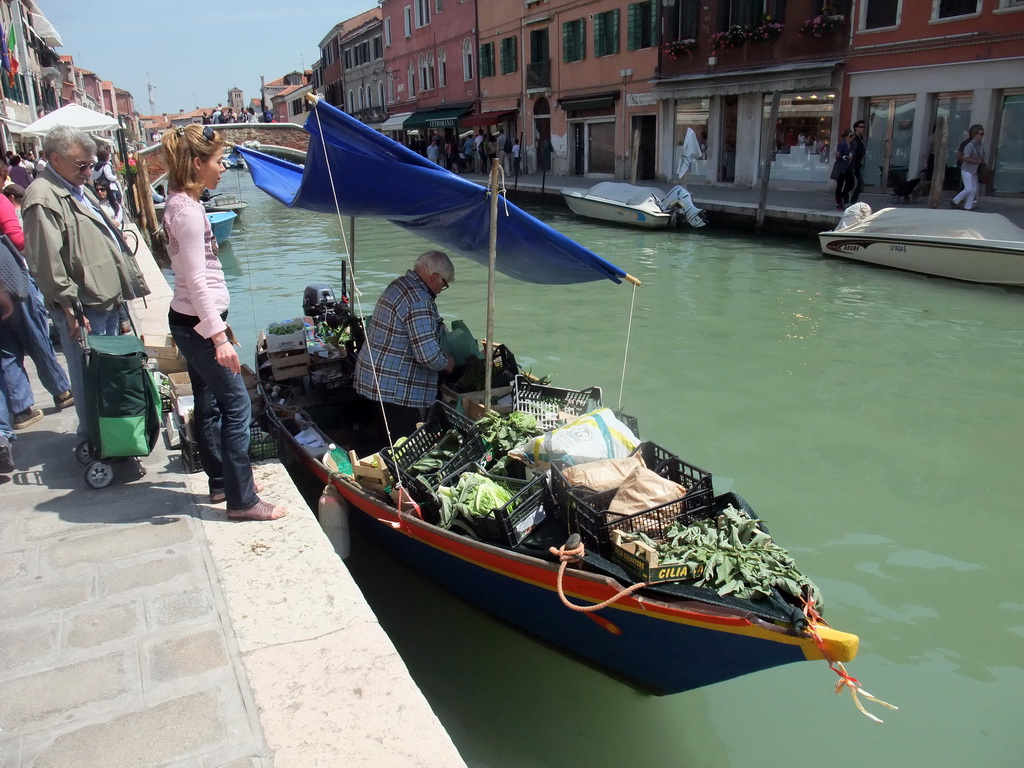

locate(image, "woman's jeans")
(169, 322), (257, 510)
(0, 285), (71, 413)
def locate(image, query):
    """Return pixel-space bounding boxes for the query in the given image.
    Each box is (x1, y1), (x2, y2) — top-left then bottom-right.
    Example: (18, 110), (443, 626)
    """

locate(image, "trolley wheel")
(75, 440), (94, 465)
(84, 461), (114, 489)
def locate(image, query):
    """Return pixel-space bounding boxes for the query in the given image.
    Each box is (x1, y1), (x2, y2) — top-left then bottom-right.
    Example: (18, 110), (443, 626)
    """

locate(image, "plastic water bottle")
(327, 443), (354, 475)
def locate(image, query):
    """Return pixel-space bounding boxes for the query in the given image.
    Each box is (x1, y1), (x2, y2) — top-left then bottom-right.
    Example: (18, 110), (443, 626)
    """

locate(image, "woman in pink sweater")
(161, 125), (285, 520)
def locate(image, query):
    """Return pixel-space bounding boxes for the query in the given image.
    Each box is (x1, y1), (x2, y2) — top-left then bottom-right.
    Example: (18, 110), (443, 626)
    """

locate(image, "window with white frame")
(373, 36), (383, 59)
(438, 47), (448, 87)
(935, 0), (979, 18)
(347, 89), (355, 112)
(408, 61), (416, 98)
(404, 6), (412, 37)
(378, 82), (386, 107)
(436, 0), (443, 11)
(365, 85), (373, 108)
(416, 0), (431, 27)
(463, 37), (474, 80)
(385, 18), (392, 46)
(427, 53), (436, 90)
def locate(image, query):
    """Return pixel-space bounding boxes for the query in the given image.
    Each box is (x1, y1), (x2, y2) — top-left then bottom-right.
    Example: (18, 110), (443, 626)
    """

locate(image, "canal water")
(214, 170), (1022, 767)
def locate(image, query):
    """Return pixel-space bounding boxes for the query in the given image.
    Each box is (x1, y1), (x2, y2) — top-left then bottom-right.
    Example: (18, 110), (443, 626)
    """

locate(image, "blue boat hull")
(206, 211), (237, 244)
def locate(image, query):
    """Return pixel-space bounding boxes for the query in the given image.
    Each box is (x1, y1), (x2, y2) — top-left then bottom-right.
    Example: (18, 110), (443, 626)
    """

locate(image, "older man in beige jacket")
(23, 125), (145, 440)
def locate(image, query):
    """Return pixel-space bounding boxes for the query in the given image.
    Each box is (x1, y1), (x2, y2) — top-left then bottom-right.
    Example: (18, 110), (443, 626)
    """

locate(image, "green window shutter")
(578, 19), (586, 60)
(595, 13), (605, 57)
(562, 22), (571, 63)
(627, 4), (639, 51)
(480, 42), (494, 78)
(500, 39), (509, 73)
(509, 37), (517, 72)
(649, 2), (657, 49)
(612, 9), (620, 54)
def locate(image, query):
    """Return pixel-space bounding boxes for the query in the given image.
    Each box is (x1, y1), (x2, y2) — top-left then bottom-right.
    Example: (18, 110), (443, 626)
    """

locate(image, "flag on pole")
(0, 23), (10, 78)
(6, 23), (18, 87)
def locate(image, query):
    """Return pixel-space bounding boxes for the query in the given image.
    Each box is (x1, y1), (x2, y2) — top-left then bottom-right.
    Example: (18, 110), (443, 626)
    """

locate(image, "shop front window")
(933, 93), (973, 190)
(993, 92), (1024, 194)
(674, 98), (709, 180)
(764, 91), (835, 183)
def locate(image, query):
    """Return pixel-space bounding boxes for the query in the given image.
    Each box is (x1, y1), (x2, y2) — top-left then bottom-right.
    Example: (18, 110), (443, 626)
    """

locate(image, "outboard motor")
(303, 284), (336, 323)
(661, 185), (709, 229)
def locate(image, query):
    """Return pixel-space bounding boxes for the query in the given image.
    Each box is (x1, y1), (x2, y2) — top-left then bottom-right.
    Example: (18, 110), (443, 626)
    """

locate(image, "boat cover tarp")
(575, 182), (665, 209)
(836, 207), (1024, 245)
(236, 100), (628, 284)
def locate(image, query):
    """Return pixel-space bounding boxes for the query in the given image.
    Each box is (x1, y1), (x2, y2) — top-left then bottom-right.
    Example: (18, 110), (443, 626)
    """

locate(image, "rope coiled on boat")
(548, 536), (648, 612)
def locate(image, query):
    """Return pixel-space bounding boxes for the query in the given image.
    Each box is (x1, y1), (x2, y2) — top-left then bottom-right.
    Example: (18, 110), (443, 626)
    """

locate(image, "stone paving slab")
(0, 226), (465, 767)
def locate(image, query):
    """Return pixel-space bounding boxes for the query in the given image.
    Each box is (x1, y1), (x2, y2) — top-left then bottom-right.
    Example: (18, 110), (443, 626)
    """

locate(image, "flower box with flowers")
(663, 38), (698, 59)
(710, 22), (783, 53)
(799, 14), (844, 36)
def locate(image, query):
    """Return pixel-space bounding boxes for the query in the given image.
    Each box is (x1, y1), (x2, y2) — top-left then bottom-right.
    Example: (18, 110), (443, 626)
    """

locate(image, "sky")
(41, 0), (375, 116)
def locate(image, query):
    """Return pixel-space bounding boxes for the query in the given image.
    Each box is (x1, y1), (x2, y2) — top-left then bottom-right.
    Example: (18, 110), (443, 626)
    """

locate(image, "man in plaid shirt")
(355, 250), (455, 445)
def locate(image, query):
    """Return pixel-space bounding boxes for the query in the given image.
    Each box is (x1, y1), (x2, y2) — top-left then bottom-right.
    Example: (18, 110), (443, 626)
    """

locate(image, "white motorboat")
(820, 204), (1024, 286)
(561, 182), (708, 230)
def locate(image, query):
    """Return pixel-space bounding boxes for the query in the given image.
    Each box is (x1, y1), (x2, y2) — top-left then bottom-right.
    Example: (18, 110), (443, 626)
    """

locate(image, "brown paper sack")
(608, 466), (687, 519)
(558, 454), (644, 493)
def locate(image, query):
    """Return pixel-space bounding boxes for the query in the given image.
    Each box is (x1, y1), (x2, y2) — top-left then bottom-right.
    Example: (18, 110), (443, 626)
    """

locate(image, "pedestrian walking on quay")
(831, 129), (855, 209)
(161, 124), (286, 521)
(952, 124), (986, 212)
(849, 120), (866, 204)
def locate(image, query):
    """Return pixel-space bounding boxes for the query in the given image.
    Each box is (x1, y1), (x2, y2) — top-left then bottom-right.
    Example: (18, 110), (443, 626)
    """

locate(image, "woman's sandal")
(210, 482), (264, 505)
(226, 499), (287, 521)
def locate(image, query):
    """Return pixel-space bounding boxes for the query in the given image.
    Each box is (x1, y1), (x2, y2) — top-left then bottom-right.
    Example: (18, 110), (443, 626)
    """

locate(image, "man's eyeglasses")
(65, 158), (95, 171)
(437, 274), (450, 291)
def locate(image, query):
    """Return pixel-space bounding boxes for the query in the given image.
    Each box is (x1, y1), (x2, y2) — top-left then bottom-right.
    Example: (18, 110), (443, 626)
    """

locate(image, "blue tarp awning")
(236, 99), (628, 285)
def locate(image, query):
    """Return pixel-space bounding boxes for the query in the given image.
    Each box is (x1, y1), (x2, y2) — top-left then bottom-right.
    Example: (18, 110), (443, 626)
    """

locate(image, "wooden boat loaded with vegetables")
(236, 99), (893, 717)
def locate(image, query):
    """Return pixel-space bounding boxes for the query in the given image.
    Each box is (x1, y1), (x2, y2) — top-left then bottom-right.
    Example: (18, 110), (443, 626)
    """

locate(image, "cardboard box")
(142, 334), (188, 374)
(262, 319), (307, 354)
(168, 372), (193, 399)
(611, 530), (705, 584)
(349, 451), (392, 494)
(460, 386), (514, 421)
(268, 349), (310, 381)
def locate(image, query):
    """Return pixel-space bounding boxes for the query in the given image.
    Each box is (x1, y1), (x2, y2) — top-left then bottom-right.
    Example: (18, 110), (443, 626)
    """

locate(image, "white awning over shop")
(31, 12), (63, 47)
(3, 119), (29, 135)
(652, 61), (842, 100)
(380, 111), (412, 132)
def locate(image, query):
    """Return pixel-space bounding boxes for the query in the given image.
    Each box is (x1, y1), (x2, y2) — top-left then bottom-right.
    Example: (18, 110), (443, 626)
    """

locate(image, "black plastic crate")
(512, 375), (602, 431)
(380, 401), (487, 510)
(440, 463), (547, 546)
(551, 441), (714, 554)
(248, 422), (278, 461)
(180, 439), (202, 474)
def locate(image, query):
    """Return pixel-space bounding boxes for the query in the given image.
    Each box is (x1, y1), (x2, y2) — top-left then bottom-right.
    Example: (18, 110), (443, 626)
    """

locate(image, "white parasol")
(21, 104), (119, 138)
(676, 127), (703, 182)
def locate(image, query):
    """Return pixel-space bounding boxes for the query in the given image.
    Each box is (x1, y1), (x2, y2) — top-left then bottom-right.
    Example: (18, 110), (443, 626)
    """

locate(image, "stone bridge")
(138, 123), (309, 181)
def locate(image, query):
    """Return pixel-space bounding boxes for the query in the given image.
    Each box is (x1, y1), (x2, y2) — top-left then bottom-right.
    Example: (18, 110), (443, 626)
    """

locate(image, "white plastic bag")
(509, 408), (639, 471)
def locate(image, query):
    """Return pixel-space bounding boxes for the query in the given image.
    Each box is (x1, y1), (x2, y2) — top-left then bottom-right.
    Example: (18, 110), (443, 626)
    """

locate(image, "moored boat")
(206, 211), (236, 244)
(235, 97), (868, 700)
(255, 335), (857, 695)
(819, 204), (1024, 285)
(561, 182), (708, 230)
